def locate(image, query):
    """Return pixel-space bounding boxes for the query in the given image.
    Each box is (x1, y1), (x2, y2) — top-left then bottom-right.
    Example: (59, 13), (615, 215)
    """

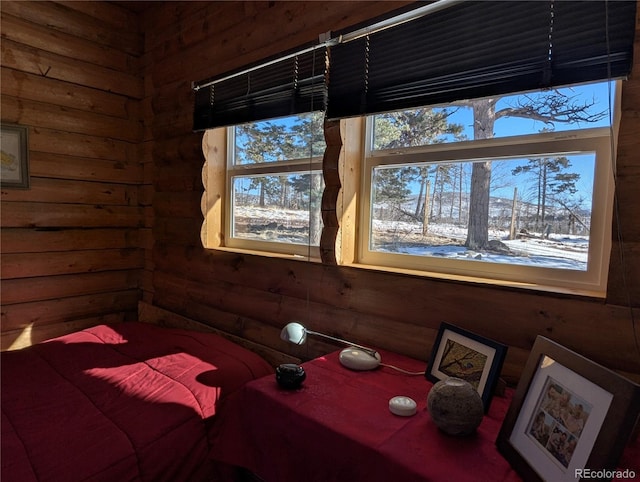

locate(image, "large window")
(358, 81), (617, 295)
(223, 112), (325, 258)
(202, 81), (618, 294)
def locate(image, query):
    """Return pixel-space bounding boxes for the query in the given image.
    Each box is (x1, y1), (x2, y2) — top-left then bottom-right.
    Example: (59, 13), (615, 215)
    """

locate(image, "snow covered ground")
(372, 219), (588, 271)
(235, 206), (590, 271)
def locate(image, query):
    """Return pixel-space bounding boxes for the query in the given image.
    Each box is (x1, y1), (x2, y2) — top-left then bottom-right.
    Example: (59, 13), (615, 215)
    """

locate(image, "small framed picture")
(496, 336), (640, 482)
(1, 123), (30, 189)
(426, 322), (507, 411)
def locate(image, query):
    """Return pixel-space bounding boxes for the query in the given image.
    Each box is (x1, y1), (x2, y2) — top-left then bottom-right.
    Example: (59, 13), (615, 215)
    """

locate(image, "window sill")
(341, 261), (606, 300)
(207, 245), (322, 264)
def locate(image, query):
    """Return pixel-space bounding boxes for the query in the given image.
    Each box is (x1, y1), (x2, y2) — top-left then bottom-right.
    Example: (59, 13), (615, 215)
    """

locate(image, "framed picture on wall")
(1, 123), (30, 189)
(426, 322), (507, 412)
(496, 336), (640, 482)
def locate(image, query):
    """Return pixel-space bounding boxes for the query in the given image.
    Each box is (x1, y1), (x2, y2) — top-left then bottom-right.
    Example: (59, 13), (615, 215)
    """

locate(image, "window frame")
(201, 83), (621, 297)
(206, 124), (324, 260)
(356, 120), (615, 296)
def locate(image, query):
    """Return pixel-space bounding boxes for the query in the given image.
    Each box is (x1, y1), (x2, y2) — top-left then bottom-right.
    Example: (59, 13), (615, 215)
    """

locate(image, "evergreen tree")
(511, 155), (579, 231)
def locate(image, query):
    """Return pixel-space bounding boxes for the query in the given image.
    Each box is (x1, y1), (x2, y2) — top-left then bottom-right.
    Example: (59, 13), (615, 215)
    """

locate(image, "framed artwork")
(1, 123), (30, 189)
(496, 336), (640, 482)
(426, 322), (507, 411)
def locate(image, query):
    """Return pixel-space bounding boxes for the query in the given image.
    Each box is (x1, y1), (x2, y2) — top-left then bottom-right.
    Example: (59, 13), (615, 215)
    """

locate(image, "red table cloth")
(210, 348), (640, 482)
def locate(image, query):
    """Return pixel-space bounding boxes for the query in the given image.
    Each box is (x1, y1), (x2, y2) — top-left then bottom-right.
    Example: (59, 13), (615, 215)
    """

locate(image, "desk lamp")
(280, 322), (381, 371)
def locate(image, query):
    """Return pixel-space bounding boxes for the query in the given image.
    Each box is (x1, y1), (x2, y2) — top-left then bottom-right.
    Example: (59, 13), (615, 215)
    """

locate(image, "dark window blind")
(193, 46), (327, 131)
(327, 0), (636, 119)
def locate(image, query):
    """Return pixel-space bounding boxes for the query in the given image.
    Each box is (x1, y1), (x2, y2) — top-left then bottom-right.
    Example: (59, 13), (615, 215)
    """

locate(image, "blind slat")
(193, 47), (327, 131)
(326, 0), (636, 119)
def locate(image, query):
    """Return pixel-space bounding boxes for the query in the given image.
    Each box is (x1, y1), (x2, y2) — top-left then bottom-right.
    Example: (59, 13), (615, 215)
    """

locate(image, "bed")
(1, 321), (274, 481)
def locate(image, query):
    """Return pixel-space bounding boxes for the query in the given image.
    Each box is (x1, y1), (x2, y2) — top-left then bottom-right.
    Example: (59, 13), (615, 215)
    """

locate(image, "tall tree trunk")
(458, 166), (463, 223)
(541, 163), (547, 228)
(309, 173), (322, 245)
(423, 180), (431, 236)
(429, 169), (438, 220)
(415, 175), (425, 218)
(465, 99), (496, 249)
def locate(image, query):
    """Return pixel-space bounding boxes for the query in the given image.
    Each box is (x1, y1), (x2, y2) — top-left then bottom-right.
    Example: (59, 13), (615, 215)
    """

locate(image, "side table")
(209, 348), (521, 482)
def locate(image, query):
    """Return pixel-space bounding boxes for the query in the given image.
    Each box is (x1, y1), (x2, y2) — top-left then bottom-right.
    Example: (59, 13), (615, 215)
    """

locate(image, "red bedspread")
(1, 322), (273, 482)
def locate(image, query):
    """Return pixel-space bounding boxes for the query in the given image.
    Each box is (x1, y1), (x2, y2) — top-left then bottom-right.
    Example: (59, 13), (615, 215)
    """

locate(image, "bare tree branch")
(495, 91), (607, 125)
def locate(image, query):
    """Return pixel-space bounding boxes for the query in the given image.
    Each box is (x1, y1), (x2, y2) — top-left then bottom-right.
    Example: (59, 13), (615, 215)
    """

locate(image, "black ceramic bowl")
(276, 363), (306, 389)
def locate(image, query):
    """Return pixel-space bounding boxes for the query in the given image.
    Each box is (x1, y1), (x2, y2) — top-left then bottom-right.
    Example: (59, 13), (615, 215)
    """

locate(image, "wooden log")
(151, 131), (202, 166)
(1, 271), (138, 304)
(153, 217), (203, 246)
(148, 110), (194, 139)
(29, 128), (134, 163)
(1, 289), (140, 332)
(320, 119), (342, 264)
(1, 95), (142, 143)
(154, 161), (204, 192)
(1, 177), (138, 206)
(338, 118), (365, 265)
(607, 240), (640, 306)
(1, 313), (130, 351)
(154, 191), (203, 219)
(1, 248), (144, 279)
(55, 1), (140, 33)
(0, 202), (144, 228)
(142, 2), (242, 56)
(611, 173), (640, 239)
(0, 12), (136, 72)
(0, 227), (139, 253)
(151, 242), (640, 375)
(0, 1), (143, 56)
(1, 68), (132, 118)
(148, 80), (193, 119)
(149, 1), (409, 89)
(138, 301), (297, 367)
(1, 38), (143, 99)
(29, 152), (142, 184)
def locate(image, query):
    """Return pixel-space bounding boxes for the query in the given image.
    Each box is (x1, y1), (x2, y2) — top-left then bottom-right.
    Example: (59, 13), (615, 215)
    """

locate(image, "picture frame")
(1, 123), (30, 189)
(496, 336), (640, 482)
(426, 322), (507, 412)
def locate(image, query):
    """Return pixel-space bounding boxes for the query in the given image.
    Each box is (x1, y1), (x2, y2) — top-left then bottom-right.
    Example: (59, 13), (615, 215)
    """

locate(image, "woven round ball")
(427, 377), (484, 436)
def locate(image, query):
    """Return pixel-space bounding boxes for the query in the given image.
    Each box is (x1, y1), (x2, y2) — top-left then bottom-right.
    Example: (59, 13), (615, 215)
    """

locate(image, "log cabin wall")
(0, 1), (145, 349)
(141, 1), (640, 384)
(1, 1), (639, 386)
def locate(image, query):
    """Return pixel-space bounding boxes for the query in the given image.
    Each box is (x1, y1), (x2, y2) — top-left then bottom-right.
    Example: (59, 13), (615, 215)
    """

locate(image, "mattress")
(1, 322), (273, 481)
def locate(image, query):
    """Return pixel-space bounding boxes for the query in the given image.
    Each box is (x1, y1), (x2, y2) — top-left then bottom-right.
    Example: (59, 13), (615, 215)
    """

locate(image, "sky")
(235, 81), (615, 210)
(373, 81), (615, 208)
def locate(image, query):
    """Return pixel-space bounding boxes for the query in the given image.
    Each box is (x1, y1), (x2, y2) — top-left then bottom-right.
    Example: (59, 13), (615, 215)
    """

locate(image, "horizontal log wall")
(0, 1), (145, 349)
(142, 1), (640, 385)
(2, 1), (638, 386)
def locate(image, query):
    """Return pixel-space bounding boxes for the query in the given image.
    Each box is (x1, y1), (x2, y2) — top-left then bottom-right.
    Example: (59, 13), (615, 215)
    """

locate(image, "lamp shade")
(279, 321), (381, 371)
(281, 322), (308, 345)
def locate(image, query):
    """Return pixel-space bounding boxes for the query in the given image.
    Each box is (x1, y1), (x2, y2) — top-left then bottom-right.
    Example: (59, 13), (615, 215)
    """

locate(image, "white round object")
(339, 347), (381, 371)
(389, 396), (417, 416)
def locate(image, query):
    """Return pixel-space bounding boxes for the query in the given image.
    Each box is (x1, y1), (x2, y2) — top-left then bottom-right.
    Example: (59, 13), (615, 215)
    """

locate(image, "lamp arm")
(305, 329), (379, 358)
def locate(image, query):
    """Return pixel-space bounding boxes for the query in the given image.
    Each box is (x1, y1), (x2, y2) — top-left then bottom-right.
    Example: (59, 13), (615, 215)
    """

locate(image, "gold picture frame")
(1, 123), (30, 189)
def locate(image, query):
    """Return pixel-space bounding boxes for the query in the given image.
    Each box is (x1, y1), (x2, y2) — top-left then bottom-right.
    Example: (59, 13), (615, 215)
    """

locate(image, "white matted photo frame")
(496, 336), (640, 482)
(426, 322), (507, 412)
(1, 123), (30, 189)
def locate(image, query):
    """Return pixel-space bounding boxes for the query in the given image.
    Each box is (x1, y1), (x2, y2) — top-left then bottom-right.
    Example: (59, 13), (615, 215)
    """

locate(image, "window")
(202, 113), (325, 259)
(197, 2), (634, 295)
(355, 81), (617, 295)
